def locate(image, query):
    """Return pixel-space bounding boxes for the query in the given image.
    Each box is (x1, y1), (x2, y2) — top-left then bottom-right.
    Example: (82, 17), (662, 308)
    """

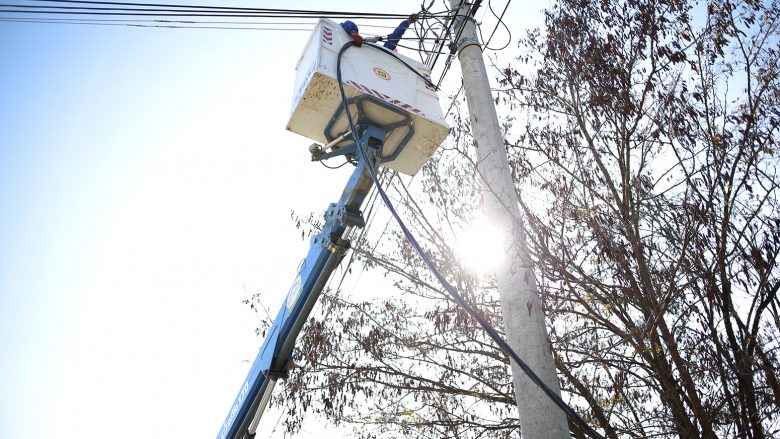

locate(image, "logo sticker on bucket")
(373, 67), (391, 80)
(347, 80), (425, 116)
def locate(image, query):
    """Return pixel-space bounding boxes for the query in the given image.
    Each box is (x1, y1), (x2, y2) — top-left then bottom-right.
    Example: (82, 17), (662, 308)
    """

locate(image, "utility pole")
(447, 1), (569, 437)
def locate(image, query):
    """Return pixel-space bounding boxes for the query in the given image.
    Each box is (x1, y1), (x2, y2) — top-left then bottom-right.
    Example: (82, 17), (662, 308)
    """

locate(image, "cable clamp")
(457, 36), (481, 53)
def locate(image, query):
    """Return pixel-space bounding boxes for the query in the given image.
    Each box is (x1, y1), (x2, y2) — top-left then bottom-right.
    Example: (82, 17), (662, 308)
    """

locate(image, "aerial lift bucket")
(286, 18), (450, 176)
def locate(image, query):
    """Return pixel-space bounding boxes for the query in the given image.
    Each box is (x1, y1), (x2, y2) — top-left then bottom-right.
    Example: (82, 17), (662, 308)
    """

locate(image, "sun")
(454, 217), (506, 277)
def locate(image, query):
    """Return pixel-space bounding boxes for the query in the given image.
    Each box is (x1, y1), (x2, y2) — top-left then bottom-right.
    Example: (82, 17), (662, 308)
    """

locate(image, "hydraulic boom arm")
(217, 125), (386, 439)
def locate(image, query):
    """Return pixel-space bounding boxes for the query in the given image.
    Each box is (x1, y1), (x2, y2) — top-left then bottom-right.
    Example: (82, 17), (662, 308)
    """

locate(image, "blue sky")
(0, 1), (543, 437)
(0, 6), (352, 437)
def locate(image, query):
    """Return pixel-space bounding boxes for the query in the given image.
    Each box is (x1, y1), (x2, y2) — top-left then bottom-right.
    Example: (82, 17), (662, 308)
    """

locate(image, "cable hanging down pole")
(335, 40), (605, 439)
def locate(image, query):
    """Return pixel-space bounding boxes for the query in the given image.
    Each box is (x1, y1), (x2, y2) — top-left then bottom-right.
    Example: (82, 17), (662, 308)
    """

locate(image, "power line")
(27, 0), (417, 17)
(431, 2), (479, 89)
(0, 10), (412, 18)
(481, 0), (512, 51)
(394, 42), (450, 54)
(0, 17), (312, 29)
(0, 1), (456, 56)
(0, 15), (400, 28)
(32, 0), (449, 17)
(0, 1), (434, 19)
(1, 16), (310, 23)
(430, 0), (512, 89)
(426, 8), (460, 71)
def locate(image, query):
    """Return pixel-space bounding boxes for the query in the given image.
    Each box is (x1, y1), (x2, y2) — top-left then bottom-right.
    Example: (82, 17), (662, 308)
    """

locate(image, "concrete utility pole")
(447, 1), (569, 437)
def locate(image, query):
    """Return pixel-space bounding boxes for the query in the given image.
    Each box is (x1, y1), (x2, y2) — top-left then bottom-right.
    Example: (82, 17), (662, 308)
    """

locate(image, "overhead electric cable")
(393, 42), (450, 54)
(1, 2), (446, 20)
(0, 10), (416, 18)
(0, 17), (312, 29)
(481, 0), (512, 51)
(26, 0), (419, 17)
(0, 15), (400, 28)
(0, 16), (310, 23)
(432, 2), (476, 88)
(426, 7), (459, 70)
(434, 0), (511, 105)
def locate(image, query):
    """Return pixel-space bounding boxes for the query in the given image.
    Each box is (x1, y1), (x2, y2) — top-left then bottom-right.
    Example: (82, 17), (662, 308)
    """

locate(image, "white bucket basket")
(286, 18), (450, 176)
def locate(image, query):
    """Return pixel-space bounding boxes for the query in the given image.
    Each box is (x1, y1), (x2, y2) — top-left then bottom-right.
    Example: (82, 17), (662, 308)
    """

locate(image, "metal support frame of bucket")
(320, 94), (414, 164)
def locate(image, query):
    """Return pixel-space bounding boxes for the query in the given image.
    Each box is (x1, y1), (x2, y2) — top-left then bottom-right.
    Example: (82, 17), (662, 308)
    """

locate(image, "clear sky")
(0, 1), (544, 438)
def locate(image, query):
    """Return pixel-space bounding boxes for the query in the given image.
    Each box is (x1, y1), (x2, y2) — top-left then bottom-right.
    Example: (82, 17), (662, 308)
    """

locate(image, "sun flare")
(455, 217), (506, 276)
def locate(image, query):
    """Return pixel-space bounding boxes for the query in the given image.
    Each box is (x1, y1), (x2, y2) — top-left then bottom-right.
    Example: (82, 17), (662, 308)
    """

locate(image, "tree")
(250, 0), (780, 437)
(500, 0), (780, 436)
(255, 147), (523, 438)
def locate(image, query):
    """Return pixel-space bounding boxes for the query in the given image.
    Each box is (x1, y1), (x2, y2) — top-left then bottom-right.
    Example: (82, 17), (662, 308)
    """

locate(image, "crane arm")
(217, 125), (386, 439)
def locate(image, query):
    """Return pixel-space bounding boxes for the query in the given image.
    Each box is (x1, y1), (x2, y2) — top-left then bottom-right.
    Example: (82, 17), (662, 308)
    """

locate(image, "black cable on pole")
(433, 0), (511, 123)
(335, 41), (607, 439)
(481, 0), (512, 51)
(427, 7), (459, 71)
(433, 1), (476, 88)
